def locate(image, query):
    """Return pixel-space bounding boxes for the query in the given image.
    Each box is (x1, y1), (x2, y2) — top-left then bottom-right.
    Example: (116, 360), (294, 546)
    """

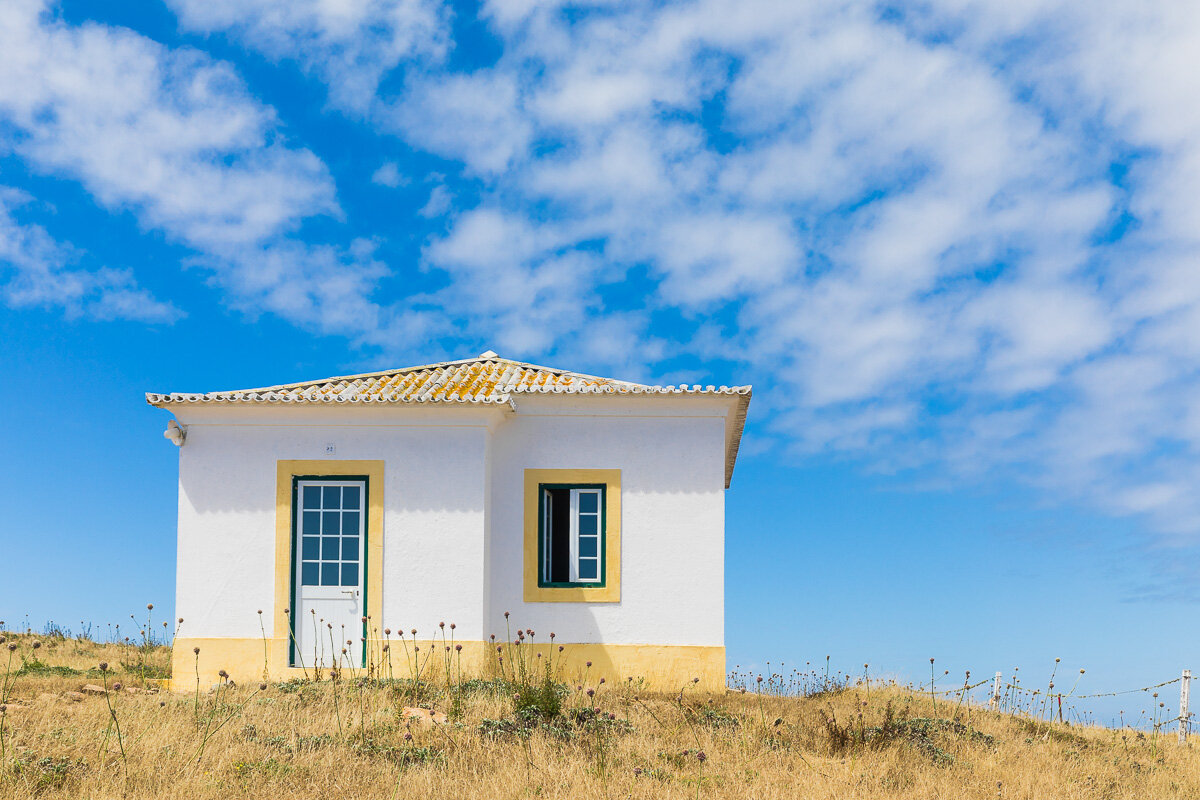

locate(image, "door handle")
(341, 589), (358, 596)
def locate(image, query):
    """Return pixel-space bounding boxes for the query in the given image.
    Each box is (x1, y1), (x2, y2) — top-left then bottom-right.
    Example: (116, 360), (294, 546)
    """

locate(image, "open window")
(524, 468), (620, 602)
(539, 484), (605, 586)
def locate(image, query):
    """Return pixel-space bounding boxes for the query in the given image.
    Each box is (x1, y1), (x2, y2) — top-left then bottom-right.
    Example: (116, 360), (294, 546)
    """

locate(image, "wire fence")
(728, 663), (1196, 739)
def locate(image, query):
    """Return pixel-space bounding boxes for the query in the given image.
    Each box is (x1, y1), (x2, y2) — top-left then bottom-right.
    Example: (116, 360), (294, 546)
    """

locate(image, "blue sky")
(2, 0), (1199, 724)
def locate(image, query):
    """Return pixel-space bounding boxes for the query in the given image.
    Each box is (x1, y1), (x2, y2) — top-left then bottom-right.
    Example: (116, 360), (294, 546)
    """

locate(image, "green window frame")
(288, 473), (371, 668)
(537, 483), (606, 588)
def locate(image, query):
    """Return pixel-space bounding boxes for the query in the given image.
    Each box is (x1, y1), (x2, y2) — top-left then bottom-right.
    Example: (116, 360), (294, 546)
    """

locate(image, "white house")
(149, 352), (751, 690)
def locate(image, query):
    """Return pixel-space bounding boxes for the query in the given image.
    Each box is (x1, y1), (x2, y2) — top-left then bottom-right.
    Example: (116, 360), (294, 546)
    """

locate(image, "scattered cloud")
(0, 0), (338, 248)
(403, 0), (1200, 534)
(7, 0), (1200, 537)
(0, 187), (179, 323)
(0, 0), (422, 345)
(384, 71), (533, 175)
(418, 182), (452, 218)
(371, 161), (408, 188)
(166, 0), (449, 113)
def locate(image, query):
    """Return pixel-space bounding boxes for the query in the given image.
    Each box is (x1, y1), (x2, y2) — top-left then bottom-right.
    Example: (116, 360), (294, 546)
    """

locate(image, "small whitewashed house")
(149, 352), (750, 689)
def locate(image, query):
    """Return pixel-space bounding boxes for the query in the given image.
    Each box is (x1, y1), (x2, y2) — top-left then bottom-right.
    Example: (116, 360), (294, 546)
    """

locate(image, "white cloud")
(371, 161), (408, 188)
(403, 0), (1200, 534)
(194, 238), (429, 347)
(167, 0), (448, 112)
(0, 0), (417, 343)
(0, 0), (338, 248)
(418, 183), (452, 218)
(384, 71), (533, 175)
(11, 0), (1200, 538)
(0, 187), (179, 323)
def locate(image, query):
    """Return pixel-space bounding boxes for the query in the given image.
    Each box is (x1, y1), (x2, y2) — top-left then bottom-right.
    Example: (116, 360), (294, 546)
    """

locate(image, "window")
(539, 484), (605, 586)
(524, 468), (620, 602)
(297, 479), (364, 587)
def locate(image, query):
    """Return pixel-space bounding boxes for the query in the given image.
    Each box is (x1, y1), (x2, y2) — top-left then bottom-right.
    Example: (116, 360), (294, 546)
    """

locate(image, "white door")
(293, 479), (366, 669)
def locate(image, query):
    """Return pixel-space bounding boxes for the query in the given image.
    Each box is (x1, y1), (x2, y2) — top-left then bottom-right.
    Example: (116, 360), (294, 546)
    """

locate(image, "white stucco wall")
(170, 396), (730, 649)
(173, 406), (497, 641)
(489, 396), (728, 647)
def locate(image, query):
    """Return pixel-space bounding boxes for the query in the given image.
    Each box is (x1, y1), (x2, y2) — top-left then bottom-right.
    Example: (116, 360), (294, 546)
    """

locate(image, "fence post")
(989, 671), (1002, 710)
(1180, 669), (1191, 745)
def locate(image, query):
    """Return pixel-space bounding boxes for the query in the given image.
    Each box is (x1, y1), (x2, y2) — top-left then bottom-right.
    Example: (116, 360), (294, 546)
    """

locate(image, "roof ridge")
(191, 353), (656, 398)
(191, 353), (500, 396)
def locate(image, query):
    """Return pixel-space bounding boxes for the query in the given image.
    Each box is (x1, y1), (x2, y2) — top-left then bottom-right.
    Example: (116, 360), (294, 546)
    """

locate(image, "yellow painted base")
(170, 638), (725, 692)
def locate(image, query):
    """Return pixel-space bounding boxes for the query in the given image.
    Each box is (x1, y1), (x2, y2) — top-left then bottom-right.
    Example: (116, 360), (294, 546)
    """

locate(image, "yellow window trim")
(274, 460), (384, 665)
(524, 468), (621, 603)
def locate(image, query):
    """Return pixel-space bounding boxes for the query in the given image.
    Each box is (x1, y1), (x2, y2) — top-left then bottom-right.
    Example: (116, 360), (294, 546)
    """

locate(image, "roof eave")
(723, 390), (752, 489)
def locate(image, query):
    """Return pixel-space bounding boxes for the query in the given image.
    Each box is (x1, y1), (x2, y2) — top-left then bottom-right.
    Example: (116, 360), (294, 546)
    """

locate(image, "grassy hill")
(1, 632), (1198, 799)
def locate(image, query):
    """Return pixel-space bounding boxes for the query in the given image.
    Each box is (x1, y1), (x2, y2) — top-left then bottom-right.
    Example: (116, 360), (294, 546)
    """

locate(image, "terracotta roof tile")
(147, 351), (751, 486)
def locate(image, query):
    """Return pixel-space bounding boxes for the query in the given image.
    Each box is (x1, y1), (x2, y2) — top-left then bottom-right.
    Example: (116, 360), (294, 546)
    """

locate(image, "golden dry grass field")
(2, 632), (1199, 799)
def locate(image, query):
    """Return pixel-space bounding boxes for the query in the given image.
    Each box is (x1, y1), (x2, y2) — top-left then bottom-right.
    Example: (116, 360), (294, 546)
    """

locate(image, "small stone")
(80, 684), (107, 695)
(399, 706), (447, 726)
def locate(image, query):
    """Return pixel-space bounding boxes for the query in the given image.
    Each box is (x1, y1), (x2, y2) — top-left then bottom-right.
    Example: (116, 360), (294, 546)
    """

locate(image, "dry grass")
(2, 632), (1199, 799)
